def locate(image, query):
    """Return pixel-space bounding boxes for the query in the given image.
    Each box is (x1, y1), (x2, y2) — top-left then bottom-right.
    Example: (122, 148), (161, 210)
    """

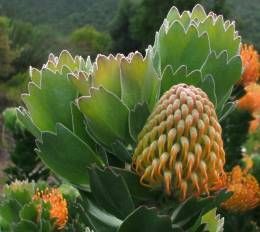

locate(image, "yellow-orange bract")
(222, 165), (260, 212)
(132, 84), (226, 200)
(237, 83), (260, 113)
(240, 44), (259, 86)
(33, 188), (68, 230)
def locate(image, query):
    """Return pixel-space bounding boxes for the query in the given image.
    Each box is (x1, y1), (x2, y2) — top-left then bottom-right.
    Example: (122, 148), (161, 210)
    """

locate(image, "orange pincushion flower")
(222, 166), (260, 212)
(237, 83), (260, 113)
(240, 44), (259, 86)
(33, 188), (68, 230)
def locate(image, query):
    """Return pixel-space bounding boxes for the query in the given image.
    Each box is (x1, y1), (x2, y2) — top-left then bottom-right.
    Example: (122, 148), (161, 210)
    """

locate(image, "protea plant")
(1, 4), (259, 232)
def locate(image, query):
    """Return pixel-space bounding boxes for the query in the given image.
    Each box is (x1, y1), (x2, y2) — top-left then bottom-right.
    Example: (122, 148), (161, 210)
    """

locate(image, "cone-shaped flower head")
(33, 188), (68, 230)
(222, 166), (260, 212)
(132, 84), (226, 200)
(240, 44), (259, 86)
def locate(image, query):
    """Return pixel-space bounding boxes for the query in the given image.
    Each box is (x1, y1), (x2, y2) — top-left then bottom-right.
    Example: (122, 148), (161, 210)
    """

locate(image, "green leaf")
(69, 72), (91, 96)
(39, 219), (52, 232)
(118, 206), (172, 232)
(88, 166), (135, 220)
(36, 123), (103, 189)
(197, 74), (217, 106)
(19, 203), (38, 222)
(56, 50), (81, 72)
(0, 199), (21, 226)
(4, 187), (32, 206)
(13, 220), (38, 232)
(16, 107), (41, 139)
(166, 4), (207, 26)
(198, 16), (240, 58)
(190, 4), (207, 22)
(129, 102), (150, 141)
(161, 65), (201, 96)
(80, 197), (121, 232)
(166, 6), (180, 23)
(201, 208), (224, 232)
(121, 52), (160, 111)
(93, 54), (121, 98)
(70, 102), (95, 148)
(201, 51), (242, 113)
(112, 167), (160, 203)
(22, 68), (77, 132)
(111, 140), (132, 163)
(29, 67), (41, 86)
(170, 190), (231, 228)
(78, 87), (132, 148)
(157, 21), (210, 73)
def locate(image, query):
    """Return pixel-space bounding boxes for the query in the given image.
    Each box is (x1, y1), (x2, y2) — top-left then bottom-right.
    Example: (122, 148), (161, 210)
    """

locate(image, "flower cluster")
(33, 188), (68, 230)
(240, 44), (259, 86)
(222, 165), (260, 212)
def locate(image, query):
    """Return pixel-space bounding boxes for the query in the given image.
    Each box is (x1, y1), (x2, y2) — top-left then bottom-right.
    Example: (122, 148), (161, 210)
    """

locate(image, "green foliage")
(228, 0), (260, 50)
(0, 16), (16, 80)
(0, 181), (82, 232)
(0, 0), (118, 33)
(244, 128), (260, 155)
(221, 107), (251, 170)
(2, 107), (49, 182)
(244, 128), (260, 182)
(70, 26), (111, 58)
(110, 0), (203, 53)
(153, 4), (241, 118)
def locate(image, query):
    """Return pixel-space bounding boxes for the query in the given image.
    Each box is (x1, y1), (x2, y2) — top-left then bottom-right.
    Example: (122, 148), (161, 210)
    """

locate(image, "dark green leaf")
(78, 197), (122, 232)
(22, 68), (77, 132)
(121, 52), (160, 111)
(13, 220), (38, 232)
(88, 166), (135, 220)
(78, 87), (132, 147)
(36, 123), (103, 189)
(161, 65), (201, 96)
(201, 52), (242, 113)
(112, 167), (160, 203)
(118, 206), (172, 232)
(0, 199), (21, 226)
(129, 102), (150, 141)
(157, 21), (210, 73)
(111, 140), (132, 163)
(19, 203), (38, 222)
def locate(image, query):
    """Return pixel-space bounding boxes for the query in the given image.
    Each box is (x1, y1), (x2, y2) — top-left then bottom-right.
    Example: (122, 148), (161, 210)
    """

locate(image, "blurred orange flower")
(237, 83), (260, 113)
(240, 44), (259, 86)
(222, 165), (260, 212)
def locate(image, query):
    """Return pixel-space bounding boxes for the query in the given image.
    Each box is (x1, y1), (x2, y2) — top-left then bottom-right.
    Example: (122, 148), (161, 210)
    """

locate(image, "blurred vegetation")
(2, 108), (50, 183)
(0, 0), (119, 33)
(110, 0), (205, 53)
(70, 25), (111, 58)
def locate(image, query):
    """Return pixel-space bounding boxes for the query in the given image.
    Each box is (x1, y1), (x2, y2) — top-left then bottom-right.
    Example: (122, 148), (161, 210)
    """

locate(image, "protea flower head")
(133, 84), (226, 200)
(33, 188), (68, 230)
(240, 44), (259, 86)
(222, 165), (260, 212)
